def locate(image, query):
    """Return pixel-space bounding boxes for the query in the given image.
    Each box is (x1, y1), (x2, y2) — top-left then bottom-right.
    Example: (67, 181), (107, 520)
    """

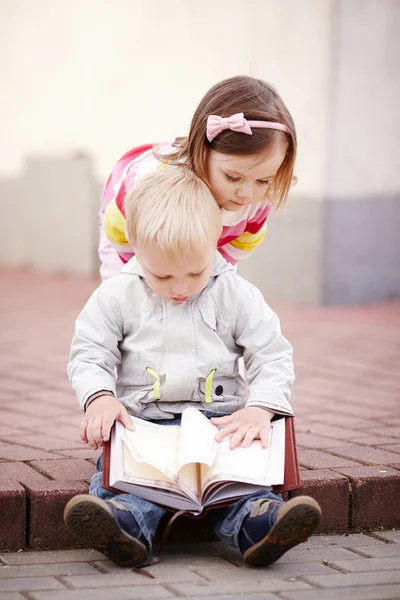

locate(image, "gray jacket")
(68, 252), (295, 420)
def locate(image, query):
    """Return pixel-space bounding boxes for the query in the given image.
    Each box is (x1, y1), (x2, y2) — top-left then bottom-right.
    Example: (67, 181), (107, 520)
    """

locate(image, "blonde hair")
(155, 75), (297, 210)
(124, 165), (221, 260)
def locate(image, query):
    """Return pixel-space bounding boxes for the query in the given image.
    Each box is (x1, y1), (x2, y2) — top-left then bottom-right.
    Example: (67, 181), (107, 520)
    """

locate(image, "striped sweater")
(102, 144), (271, 266)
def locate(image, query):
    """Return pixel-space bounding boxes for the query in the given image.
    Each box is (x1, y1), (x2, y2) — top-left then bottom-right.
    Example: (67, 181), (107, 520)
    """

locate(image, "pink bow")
(206, 113), (252, 142)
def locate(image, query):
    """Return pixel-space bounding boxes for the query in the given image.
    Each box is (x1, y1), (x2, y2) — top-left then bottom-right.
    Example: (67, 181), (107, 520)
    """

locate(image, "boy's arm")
(212, 281), (294, 449)
(234, 284), (295, 417)
(67, 286), (124, 412)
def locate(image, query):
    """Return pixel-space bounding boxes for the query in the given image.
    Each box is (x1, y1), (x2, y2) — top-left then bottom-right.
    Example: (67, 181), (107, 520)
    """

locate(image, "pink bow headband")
(206, 112), (288, 143)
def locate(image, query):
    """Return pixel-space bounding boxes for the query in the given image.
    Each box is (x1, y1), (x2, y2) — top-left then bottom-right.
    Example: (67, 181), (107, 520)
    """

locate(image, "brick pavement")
(0, 269), (399, 552)
(0, 532), (400, 599)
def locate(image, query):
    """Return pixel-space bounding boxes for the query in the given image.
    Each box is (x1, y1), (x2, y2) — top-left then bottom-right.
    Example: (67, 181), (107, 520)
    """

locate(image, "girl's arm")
(103, 198), (135, 263)
(219, 222), (267, 265)
(218, 204), (271, 264)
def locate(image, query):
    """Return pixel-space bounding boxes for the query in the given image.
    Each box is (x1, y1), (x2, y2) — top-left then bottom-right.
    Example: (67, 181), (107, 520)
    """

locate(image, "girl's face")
(136, 243), (215, 302)
(206, 138), (287, 211)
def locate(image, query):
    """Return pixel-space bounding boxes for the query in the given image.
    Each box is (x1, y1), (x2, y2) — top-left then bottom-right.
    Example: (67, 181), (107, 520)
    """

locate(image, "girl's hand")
(80, 394), (135, 450)
(211, 406), (274, 450)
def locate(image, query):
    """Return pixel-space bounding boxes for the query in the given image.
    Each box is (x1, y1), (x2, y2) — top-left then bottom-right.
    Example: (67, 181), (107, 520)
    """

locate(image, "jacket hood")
(121, 251), (234, 280)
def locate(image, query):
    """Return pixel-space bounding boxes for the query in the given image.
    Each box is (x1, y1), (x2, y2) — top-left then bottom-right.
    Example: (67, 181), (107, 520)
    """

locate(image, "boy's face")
(136, 244), (215, 302)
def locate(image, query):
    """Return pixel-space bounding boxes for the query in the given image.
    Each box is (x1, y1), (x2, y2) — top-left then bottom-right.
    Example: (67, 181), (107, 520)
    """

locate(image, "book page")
(122, 442), (180, 490)
(178, 408), (219, 470)
(200, 418), (285, 496)
(122, 417), (181, 481)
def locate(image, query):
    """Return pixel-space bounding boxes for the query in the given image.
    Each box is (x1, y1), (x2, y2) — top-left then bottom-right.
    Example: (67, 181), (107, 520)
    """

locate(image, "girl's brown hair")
(156, 75), (297, 209)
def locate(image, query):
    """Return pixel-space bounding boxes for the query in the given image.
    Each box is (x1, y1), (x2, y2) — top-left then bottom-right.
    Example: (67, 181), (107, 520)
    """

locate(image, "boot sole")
(64, 495), (149, 567)
(243, 496), (321, 567)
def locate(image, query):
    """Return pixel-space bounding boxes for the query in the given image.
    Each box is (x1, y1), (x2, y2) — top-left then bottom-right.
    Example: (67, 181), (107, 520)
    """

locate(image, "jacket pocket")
(199, 305), (231, 337)
(198, 372), (238, 404)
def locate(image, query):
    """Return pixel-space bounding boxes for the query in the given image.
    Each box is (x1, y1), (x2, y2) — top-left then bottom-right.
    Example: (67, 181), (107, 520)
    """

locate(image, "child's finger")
(79, 418), (89, 443)
(211, 415), (232, 426)
(86, 420), (99, 450)
(260, 426), (270, 448)
(241, 427), (259, 447)
(229, 426), (248, 450)
(119, 408), (136, 432)
(91, 416), (104, 448)
(101, 415), (116, 443)
(214, 422), (237, 442)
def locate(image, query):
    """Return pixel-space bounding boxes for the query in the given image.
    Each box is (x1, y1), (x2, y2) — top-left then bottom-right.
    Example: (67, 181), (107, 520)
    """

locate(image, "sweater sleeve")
(101, 144), (155, 263)
(218, 204), (271, 265)
(103, 198), (135, 263)
(219, 222), (267, 265)
(234, 281), (295, 416)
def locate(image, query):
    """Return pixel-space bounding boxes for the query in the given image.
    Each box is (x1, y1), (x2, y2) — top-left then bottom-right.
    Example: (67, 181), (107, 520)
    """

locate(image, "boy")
(64, 166), (321, 568)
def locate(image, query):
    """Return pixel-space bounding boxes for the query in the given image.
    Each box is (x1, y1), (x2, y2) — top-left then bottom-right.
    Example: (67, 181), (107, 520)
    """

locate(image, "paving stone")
(0, 412), (52, 432)
(302, 532), (390, 549)
(0, 577), (66, 592)
(335, 466), (400, 530)
(304, 569), (400, 588)
(0, 442), (59, 461)
(0, 562), (100, 578)
(280, 584), (400, 600)
(375, 530), (400, 543)
(101, 562), (206, 582)
(2, 435), (84, 452)
(378, 443), (400, 454)
(180, 596), (280, 600)
(0, 594), (25, 600)
(168, 578), (310, 595)
(191, 561), (336, 581)
(298, 449), (360, 469)
(332, 446), (400, 465)
(29, 458), (96, 481)
(62, 572), (158, 587)
(29, 588), (174, 600)
(0, 549), (104, 565)
(296, 433), (359, 449)
(25, 480), (89, 549)
(329, 556), (400, 572)
(0, 481), (26, 552)
(277, 546), (361, 564)
(348, 544), (400, 558)
(53, 448), (102, 460)
(291, 469), (349, 533)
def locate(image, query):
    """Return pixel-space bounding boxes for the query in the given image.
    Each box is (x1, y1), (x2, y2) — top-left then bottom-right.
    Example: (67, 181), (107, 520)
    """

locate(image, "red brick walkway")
(0, 269), (399, 552)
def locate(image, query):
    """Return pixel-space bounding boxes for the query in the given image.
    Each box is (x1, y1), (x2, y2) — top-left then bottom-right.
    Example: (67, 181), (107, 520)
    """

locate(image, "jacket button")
(215, 385), (223, 396)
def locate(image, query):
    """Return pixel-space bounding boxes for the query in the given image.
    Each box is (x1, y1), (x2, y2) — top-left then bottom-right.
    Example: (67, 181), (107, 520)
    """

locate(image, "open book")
(102, 407), (300, 513)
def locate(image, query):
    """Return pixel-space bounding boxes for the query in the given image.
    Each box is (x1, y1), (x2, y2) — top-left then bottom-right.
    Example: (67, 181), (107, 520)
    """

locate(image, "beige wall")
(1, 0), (333, 302)
(1, 0), (332, 198)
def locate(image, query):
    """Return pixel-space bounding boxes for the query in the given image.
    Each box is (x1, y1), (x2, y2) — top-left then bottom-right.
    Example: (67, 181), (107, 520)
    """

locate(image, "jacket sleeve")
(67, 286), (124, 411)
(234, 282), (295, 416)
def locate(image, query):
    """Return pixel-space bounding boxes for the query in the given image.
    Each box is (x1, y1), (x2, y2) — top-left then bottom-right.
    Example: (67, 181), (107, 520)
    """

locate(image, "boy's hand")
(211, 406), (274, 450)
(80, 394), (135, 450)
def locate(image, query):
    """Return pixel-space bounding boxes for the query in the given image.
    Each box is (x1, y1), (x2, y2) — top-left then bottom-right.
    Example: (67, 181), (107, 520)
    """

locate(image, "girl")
(99, 75), (296, 280)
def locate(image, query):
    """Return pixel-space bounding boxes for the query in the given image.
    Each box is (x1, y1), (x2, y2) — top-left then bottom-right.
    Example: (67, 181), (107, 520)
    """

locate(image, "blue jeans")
(89, 412), (283, 553)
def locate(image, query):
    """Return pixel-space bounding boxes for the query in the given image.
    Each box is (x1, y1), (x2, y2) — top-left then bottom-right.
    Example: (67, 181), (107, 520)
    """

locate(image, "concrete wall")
(322, 0), (400, 304)
(1, 0), (398, 304)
